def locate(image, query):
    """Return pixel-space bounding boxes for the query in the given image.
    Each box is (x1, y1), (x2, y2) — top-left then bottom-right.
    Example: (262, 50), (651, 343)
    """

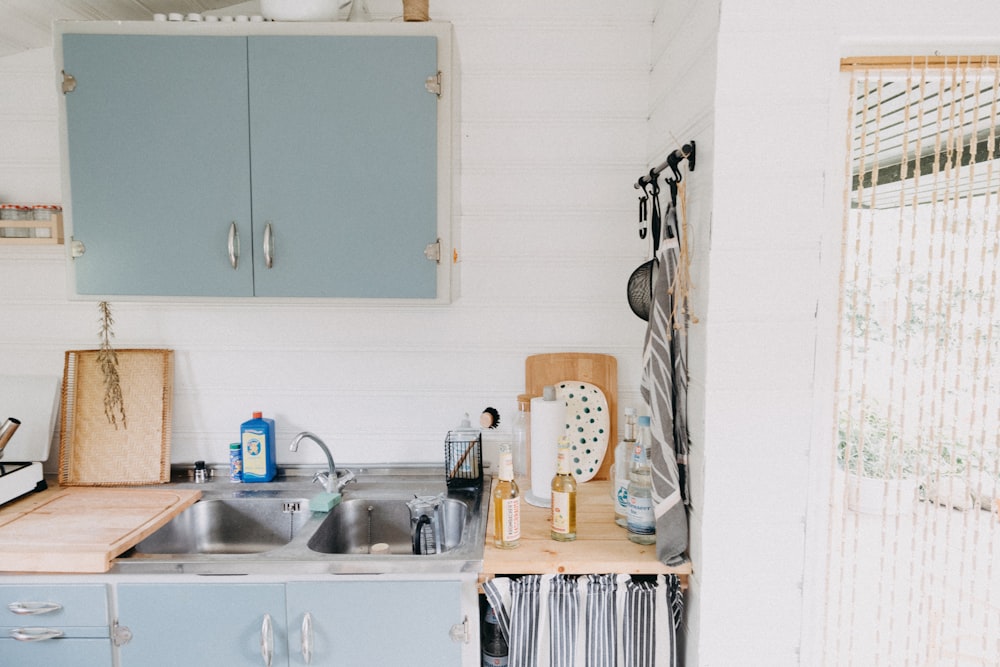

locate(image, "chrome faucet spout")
(289, 431), (339, 493)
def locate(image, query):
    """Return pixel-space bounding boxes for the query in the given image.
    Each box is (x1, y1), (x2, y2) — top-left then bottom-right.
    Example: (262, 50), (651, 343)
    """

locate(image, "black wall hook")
(633, 140), (696, 190)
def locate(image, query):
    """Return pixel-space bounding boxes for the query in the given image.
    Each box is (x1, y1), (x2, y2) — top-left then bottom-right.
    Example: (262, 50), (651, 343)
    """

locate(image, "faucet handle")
(335, 469), (356, 492)
(312, 470), (334, 493)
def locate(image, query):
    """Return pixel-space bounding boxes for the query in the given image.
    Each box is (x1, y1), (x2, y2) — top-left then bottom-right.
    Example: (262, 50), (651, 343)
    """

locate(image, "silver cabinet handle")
(7, 601), (62, 616)
(228, 221), (240, 270)
(11, 628), (65, 642)
(263, 222), (274, 269)
(260, 613), (273, 667)
(301, 612), (313, 665)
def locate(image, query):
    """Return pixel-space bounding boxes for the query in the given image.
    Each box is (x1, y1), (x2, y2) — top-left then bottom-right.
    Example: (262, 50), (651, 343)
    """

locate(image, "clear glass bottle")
(511, 394), (531, 479)
(550, 437), (577, 541)
(613, 408), (637, 527)
(627, 416), (656, 545)
(493, 445), (521, 549)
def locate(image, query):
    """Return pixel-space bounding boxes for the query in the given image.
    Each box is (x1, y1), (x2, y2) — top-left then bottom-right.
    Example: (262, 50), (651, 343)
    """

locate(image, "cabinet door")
(286, 580), (463, 667)
(62, 34), (254, 296)
(117, 583), (286, 667)
(247, 36), (439, 298)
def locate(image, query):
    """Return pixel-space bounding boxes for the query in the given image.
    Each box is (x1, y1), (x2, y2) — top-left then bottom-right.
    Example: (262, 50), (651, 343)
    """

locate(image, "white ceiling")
(0, 1), (242, 58)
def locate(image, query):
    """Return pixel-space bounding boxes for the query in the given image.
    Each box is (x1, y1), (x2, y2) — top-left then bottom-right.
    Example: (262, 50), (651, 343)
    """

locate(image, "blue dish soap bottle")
(241, 411), (276, 483)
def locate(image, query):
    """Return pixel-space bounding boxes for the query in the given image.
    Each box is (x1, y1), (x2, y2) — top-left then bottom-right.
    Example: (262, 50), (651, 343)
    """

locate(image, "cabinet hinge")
(61, 70), (76, 94)
(425, 71), (442, 97)
(70, 238), (86, 258)
(449, 616), (469, 644)
(112, 621), (133, 647)
(424, 239), (441, 263)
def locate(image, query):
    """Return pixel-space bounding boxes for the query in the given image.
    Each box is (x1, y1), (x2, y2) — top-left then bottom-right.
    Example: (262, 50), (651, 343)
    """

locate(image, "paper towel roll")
(527, 392), (566, 507)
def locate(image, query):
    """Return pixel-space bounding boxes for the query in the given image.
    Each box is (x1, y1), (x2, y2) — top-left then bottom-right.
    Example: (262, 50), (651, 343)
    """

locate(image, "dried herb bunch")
(97, 301), (126, 429)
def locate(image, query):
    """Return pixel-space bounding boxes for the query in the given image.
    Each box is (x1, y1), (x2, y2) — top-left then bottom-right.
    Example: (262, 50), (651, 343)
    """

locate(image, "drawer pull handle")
(11, 627), (65, 642)
(7, 601), (62, 616)
(260, 613), (273, 667)
(301, 611), (313, 664)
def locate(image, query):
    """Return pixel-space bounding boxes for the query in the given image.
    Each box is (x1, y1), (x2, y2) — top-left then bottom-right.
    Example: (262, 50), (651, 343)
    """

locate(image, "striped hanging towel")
(640, 190), (690, 566)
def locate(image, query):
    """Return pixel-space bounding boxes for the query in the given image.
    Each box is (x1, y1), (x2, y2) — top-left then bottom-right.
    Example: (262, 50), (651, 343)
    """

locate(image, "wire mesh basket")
(445, 428), (482, 491)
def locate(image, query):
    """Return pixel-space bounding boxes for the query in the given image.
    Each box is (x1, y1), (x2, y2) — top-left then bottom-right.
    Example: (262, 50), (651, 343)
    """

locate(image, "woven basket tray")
(58, 349), (174, 486)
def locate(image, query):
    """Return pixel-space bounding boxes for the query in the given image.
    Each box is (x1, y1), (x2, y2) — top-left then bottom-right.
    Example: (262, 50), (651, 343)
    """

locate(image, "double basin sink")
(115, 466), (487, 575)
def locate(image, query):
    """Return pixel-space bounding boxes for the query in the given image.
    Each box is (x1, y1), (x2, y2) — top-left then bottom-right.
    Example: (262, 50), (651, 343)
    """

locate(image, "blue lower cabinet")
(286, 581), (463, 667)
(117, 583), (287, 667)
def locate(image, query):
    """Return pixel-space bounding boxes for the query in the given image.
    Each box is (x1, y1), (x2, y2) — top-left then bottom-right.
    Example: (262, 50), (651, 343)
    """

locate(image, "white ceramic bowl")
(259, 0), (341, 21)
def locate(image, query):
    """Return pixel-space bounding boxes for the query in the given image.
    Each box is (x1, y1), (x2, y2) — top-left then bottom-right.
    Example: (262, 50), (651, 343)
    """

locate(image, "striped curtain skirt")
(482, 573), (684, 667)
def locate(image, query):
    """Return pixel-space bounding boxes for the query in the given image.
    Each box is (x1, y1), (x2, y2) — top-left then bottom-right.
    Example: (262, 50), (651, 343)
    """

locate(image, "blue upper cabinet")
(248, 36), (438, 298)
(63, 34), (254, 296)
(59, 24), (450, 300)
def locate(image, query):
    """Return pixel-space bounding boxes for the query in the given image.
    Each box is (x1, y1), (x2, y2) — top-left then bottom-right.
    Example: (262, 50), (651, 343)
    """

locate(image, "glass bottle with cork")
(493, 444), (521, 549)
(550, 436), (577, 541)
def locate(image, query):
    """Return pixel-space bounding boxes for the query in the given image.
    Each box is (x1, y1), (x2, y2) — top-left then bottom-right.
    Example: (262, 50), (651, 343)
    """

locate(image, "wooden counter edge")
(481, 477), (690, 586)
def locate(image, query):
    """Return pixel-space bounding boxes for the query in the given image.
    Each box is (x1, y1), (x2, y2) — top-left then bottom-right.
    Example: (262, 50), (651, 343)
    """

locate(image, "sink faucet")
(288, 431), (355, 494)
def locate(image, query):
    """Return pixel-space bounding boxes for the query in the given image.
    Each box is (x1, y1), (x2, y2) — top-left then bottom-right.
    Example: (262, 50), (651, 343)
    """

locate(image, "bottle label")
(482, 656), (509, 667)
(614, 479), (629, 515)
(551, 490), (571, 533)
(627, 494), (656, 535)
(229, 444), (243, 482)
(242, 428), (266, 477)
(500, 497), (520, 542)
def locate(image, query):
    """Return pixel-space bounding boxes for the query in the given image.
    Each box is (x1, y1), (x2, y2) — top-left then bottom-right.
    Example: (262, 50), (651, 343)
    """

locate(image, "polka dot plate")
(555, 380), (610, 482)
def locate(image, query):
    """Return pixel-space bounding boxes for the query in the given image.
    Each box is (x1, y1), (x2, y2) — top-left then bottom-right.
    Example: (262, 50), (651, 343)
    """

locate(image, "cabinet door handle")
(301, 611), (313, 664)
(228, 221), (240, 270)
(11, 627), (65, 642)
(7, 601), (63, 616)
(260, 613), (273, 667)
(263, 222), (274, 269)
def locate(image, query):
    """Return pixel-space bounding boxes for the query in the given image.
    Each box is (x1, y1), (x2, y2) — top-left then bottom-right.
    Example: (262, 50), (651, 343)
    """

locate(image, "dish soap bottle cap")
(542, 385), (556, 401)
(253, 411), (262, 419)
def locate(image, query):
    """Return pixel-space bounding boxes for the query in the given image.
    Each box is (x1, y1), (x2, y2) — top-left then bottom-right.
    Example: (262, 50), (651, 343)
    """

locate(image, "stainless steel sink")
(134, 495), (312, 554)
(307, 497), (468, 555)
(114, 465), (487, 575)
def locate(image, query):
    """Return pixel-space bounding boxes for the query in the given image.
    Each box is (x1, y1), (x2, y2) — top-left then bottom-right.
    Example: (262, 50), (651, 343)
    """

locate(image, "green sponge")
(309, 492), (342, 513)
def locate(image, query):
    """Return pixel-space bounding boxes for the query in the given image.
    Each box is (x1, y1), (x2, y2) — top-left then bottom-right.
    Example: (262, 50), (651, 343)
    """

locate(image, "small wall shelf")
(0, 213), (64, 245)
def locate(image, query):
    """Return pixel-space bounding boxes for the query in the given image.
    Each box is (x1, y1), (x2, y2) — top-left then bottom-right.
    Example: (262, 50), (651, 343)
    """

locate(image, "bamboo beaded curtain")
(825, 57), (1000, 665)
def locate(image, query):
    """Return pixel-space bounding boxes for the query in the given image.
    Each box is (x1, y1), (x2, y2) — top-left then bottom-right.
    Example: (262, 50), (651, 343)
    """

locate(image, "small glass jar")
(0, 204), (30, 221)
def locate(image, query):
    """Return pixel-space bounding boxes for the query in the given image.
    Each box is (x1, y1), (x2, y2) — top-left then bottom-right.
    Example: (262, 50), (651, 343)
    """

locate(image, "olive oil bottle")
(550, 437), (577, 541)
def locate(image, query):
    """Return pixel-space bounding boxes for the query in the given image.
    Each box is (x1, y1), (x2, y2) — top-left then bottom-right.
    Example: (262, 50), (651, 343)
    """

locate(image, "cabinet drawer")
(0, 584), (109, 628)
(0, 637), (112, 666)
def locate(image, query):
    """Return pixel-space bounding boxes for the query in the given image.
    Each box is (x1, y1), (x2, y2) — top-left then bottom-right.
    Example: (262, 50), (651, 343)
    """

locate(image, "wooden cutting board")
(525, 353), (618, 480)
(0, 487), (200, 573)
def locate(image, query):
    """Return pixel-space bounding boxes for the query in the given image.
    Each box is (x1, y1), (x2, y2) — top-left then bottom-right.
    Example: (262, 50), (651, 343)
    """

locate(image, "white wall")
(685, 1), (1000, 666)
(648, 1), (718, 664)
(0, 1), (657, 473)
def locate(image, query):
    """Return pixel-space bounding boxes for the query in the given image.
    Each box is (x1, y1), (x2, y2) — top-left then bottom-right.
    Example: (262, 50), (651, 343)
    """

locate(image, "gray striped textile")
(640, 197), (690, 566)
(482, 574), (683, 667)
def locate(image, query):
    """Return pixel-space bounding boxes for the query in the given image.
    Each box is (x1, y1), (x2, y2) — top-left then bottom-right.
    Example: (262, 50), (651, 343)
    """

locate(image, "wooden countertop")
(482, 477), (691, 580)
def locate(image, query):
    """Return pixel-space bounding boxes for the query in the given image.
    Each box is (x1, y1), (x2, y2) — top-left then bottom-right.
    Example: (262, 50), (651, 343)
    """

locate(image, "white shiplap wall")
(0, 3), (657, 474)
